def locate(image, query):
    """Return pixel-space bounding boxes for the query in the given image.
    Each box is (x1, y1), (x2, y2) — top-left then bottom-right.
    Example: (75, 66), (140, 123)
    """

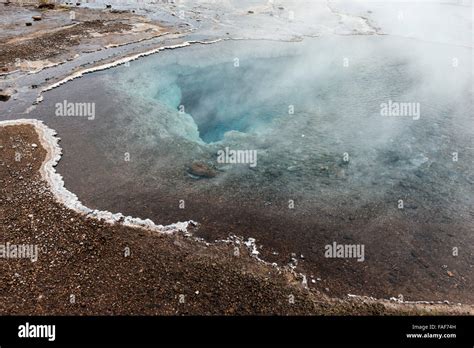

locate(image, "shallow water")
(104, 36), (472, 207)
(29, 36), (474, 301)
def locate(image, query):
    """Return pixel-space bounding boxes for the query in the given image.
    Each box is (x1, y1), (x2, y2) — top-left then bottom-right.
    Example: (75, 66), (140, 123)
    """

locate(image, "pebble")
(187, 161), (217, 178)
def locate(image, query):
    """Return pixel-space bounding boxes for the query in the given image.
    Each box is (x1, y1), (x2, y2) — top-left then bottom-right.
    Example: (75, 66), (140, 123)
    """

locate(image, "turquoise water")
(175, 58), (294, 143)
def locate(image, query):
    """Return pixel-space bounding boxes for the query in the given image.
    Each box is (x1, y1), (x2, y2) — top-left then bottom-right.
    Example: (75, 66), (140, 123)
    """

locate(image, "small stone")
(447, 271), (454, 277)
(187, 161), (217, 179)
(37, 3), (55, 9)
(0, 88), (16, 102)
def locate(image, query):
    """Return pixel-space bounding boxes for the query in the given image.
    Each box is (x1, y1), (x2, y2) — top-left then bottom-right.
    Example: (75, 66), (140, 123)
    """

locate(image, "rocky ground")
(0, 2), (171, 73)
(0, 122), (472, 315)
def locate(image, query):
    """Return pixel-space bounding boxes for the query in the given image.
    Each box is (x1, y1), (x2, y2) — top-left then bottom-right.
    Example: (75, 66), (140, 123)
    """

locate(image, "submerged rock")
(37, 3), (55, 9)
(0, 88), (16, 102)
(187, 161), (217, 179)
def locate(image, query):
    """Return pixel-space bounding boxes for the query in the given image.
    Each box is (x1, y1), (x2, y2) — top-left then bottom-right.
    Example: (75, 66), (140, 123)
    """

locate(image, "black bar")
(0, 316), (472, 346)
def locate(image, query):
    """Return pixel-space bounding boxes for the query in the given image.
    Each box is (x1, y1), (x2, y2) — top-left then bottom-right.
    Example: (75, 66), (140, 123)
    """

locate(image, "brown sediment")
(0, 120), (472, 315)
